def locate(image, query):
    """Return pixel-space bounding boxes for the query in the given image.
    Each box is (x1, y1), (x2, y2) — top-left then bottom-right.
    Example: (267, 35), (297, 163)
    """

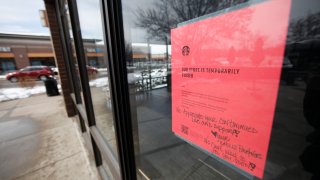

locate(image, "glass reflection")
(64, 0), (84, 103)
(122, 0), (320, 179)
(76, 0), (118, 167)
(270, 1), (320, 179)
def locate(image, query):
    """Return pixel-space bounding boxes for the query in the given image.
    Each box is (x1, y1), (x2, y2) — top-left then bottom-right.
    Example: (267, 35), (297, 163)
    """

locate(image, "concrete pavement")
(0, 94), (100, 180)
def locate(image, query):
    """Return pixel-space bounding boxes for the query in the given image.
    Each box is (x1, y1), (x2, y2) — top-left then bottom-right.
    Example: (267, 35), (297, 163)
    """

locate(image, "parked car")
(86, 65), (98, 75)
(6, 66), (54, 83)
(74, 65), (98, 75)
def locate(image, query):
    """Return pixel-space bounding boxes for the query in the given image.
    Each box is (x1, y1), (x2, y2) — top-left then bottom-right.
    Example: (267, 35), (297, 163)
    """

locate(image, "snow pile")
(89, 77), (109, 87)
(0, 86), (46, 102)
(0, 85), (62, 102)
(0, 70), (168, 103)
(98, 68), (108, 76)
(127, 73), (141, 84)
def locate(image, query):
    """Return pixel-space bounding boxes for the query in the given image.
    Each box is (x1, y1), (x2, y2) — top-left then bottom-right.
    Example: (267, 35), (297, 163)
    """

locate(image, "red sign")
(171, 0), (291, 178)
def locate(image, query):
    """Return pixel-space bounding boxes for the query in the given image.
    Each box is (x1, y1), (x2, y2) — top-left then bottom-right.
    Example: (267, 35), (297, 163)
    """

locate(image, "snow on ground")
(0, 86), (45, 102)
(97, 68), (108, 76)
(0, 77), (109, 103)
(153, 84), (167, 89)
(0, 71), (168, 102)
(0, 85), (62, 102)
(89, 77), (108, 87)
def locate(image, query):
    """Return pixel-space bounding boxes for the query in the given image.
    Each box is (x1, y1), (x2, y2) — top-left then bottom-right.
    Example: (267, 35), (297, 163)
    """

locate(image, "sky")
(76, 0), (104, 39)
(0, 0), (104, 39)
(0, 0), (319, 39)
(0, 0), (49, 35)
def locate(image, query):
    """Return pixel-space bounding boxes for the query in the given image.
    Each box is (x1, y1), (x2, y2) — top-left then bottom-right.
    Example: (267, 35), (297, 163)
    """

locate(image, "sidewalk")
(0, 94), (100, 180)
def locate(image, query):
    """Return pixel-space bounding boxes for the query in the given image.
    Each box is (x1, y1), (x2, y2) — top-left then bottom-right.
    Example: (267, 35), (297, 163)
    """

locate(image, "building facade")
(44, 0), (320, 180)
(0, 33), (105, 74)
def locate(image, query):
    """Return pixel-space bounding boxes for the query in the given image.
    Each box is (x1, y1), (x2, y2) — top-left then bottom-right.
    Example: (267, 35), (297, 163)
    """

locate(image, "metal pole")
(147, 39), (152, 90)
(165, 37), (169, 71)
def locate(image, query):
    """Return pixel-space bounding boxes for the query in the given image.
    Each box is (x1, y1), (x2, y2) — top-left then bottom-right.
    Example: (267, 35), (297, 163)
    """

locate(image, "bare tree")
(288, 12), (320, 43)
(136, 0), (248, 41)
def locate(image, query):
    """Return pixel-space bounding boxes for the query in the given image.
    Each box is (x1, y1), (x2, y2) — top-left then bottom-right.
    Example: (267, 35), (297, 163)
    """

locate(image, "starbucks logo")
(182, 46), (190, 56)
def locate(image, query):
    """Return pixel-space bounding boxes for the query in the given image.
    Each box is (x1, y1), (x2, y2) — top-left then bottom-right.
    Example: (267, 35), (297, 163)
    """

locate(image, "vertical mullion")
(54, 0), (78, 102)
(66, 0), (104, 171)
(101, 0), (137, 179)
(60, 2), (82, 104)
(67, 0), (96, 127)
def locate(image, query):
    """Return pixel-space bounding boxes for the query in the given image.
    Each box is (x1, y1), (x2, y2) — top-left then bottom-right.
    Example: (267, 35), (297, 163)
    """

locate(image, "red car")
(86, 65), (98, 75)
(6, 66), (54, 83)
(73, 64), (98, 75)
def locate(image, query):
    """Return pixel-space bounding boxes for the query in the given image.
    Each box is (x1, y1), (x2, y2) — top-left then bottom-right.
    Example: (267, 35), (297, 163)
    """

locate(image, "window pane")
(121, 0), (320, 179)
(63, 1), (84, 104)
(0, 58), (16, 74)
(77, 0), (119, 177)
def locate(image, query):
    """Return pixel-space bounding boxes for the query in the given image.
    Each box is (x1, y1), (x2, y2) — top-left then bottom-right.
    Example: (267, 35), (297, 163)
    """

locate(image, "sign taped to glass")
(171, 0), (291, 178)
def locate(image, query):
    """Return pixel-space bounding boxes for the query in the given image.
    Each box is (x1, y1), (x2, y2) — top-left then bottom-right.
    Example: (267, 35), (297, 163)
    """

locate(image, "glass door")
(109, 0), (320, 179)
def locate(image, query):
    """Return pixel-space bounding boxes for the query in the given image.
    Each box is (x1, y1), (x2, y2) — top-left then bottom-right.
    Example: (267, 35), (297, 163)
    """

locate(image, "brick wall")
(11, 47), (29, 69)
(44, 0), (76, 117)
(27, 47), (52, 53)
